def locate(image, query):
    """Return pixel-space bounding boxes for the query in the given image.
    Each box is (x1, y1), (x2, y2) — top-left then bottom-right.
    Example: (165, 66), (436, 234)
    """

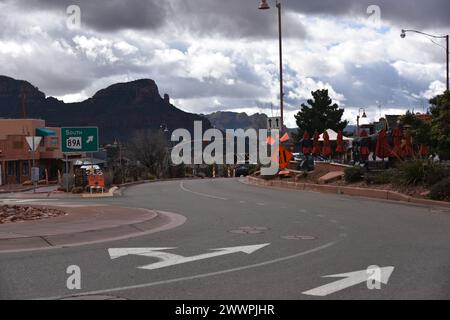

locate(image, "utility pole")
(21, 86), (27, 118)
(259, 0), (285, 131)
(32, 138), (36, 193)
(277, 0), (284, 130)
(119, 140), (124, 184)
(446, 35), (449, 92)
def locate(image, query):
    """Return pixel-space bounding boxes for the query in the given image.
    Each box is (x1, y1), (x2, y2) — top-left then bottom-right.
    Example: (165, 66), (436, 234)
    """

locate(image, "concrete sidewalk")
(0, 204), (185, 252)
(0, 185), (34, 194)
(2, 186), (119, 199)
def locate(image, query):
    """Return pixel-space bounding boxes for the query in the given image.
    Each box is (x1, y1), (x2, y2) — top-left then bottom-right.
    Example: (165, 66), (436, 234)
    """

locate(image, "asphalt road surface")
(1, 178), (449, 300)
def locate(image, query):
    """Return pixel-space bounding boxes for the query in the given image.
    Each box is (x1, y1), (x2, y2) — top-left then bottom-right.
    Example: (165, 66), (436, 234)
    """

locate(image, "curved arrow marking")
(108, 244), (270, 271)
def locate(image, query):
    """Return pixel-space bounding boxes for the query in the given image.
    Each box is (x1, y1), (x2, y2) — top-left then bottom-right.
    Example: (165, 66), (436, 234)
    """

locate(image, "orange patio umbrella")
(280, 132), (290, 143)
(360, 130), (370, 159)
(312, 130), (321, 156)
(419, 144), (429, 158)
(376, 129), (391, 160)
(391, 127), (403, 160)
(403, 133), (413, 158)
(302, 131), (312, 155)
(322, 130), (332, 158)
(336, 130), (345, 154)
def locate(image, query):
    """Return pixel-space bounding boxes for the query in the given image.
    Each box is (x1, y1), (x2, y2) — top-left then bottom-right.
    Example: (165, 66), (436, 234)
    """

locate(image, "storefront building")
(0, 119), (63, 186)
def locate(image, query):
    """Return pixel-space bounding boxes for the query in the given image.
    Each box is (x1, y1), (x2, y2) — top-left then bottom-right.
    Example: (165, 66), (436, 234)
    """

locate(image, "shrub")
(103, 171), (114, 187)
(392, 160), (450, 187)
(429, 177), (450, 201)
(423, 163), (450, 187)
(71, 187), (84, 194)
(394, 160), (426, 186)
(366, 169), (399, 185)
(344, 166), (364, 183)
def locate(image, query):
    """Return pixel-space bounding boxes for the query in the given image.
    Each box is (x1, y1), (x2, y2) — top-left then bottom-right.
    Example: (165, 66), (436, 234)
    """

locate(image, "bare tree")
(127, 130), (169, 179)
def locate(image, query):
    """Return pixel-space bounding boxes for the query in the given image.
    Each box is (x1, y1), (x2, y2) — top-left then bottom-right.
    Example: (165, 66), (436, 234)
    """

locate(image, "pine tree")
(430, 91), (450, 160)
(294, 89), (348, 139)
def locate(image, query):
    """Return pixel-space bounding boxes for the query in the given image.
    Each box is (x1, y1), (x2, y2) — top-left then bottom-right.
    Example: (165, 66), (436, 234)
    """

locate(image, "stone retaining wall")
(246, 176), (450, 209)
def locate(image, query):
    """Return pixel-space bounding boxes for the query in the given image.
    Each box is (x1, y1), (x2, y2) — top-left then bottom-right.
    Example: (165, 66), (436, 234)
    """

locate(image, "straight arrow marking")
(302, 266), (394, 297)
(108, 244), (270, 271)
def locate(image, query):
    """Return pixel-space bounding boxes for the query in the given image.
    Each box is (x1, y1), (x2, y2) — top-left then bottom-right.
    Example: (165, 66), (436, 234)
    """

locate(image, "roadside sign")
(88, 174), (105, 188)
(61, 127), (99, 153)
(26, 136), (42, 151)
(267, 117), (281, 130)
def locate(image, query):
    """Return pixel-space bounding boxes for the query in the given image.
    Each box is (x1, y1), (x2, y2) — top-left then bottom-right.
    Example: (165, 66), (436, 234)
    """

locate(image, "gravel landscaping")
(0, 205), (66, 224)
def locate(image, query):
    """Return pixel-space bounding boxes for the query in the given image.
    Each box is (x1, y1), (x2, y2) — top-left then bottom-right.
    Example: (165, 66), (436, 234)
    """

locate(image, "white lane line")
(38, 241), (337, 300)
(0, 199), (58, 203)
(179, 182), (228, 201)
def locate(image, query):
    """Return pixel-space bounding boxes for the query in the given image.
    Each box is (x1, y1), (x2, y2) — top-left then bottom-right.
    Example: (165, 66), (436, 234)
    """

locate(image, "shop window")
(22, 161), (29, 176)
(7, 162), (14, 176)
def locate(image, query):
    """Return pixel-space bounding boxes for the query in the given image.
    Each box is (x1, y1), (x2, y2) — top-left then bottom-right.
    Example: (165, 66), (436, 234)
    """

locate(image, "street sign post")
(61, 127), (99, 153)
(26, 136), (42, 193)
(61, 127), (99, 192)
(31, 167), (40, 183)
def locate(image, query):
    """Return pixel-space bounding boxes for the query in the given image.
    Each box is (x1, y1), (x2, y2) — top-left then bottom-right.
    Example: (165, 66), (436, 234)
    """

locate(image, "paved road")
(1, 178), (449, 300)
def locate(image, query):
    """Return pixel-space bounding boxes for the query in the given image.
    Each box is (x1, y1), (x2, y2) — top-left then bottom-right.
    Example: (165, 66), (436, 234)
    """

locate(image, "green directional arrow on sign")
(61, 127), (99, 153)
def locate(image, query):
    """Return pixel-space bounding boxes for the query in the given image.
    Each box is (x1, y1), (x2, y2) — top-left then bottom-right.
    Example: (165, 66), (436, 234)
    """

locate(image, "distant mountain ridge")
(0, 75), (211, 143)
(204, 111), (269, 131)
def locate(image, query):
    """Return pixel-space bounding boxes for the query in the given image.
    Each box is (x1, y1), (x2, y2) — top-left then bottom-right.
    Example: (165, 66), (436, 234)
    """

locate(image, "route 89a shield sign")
(61, 127), (99, 153)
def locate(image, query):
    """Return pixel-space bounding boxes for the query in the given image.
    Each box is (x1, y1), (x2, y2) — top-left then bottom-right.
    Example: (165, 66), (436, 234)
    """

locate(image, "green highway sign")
(61, 127), (99, 153)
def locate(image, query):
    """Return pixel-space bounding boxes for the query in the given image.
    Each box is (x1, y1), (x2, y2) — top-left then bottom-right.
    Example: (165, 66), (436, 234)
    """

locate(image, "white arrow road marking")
(108, 244), (270, 270)
(302, 266), (395, 297)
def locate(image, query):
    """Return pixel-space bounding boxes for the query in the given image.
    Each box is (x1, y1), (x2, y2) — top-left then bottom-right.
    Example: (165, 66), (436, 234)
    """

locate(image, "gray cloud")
(6, 0), (449, 37)
(168, 0), (450, 39)
(5, 0), (168, 32)
(0, 0), (447, 120)
(287, 0), (450, 29)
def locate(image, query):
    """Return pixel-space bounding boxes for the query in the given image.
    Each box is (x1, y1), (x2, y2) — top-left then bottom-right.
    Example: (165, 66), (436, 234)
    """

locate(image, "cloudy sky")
(0, 0), (449, 127)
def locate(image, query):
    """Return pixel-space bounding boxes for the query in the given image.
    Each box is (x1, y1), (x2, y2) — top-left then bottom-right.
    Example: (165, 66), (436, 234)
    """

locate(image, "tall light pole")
(356, 108), (367, 137)
(259, 0), (284, 130)
(401, 29), (449, 92)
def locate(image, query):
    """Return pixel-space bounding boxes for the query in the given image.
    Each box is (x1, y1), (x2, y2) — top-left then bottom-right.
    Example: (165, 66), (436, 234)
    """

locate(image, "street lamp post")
(401, 29), (449, 92)
(114, 139), (124, 185)
(356, 108), (367, 137)
(259, 0), (284, 130)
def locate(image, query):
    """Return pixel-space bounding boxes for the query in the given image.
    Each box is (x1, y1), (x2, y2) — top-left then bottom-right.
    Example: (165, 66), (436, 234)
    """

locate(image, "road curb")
(245, 176), (450, 209)
(114, 177), (219, 196)
(81, 186), (118, 198)
(0, 187), (35, 194)
(0, 207), (186, 253)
